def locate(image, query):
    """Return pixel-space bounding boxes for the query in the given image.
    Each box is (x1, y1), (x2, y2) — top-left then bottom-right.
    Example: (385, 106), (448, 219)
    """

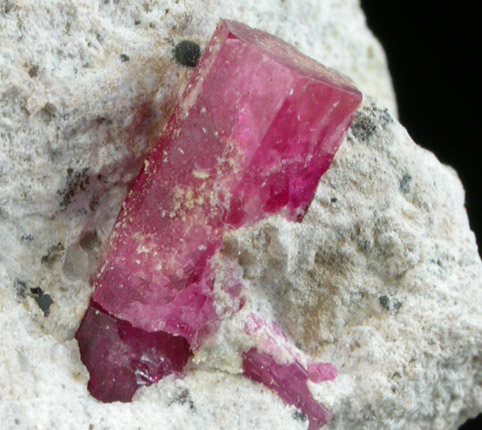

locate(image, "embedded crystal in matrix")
(75, 19), (361, 426)
(243, 313), (338, 429)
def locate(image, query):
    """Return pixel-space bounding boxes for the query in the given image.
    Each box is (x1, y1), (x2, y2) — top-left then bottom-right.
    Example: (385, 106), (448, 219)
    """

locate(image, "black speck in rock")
(351, 112), (376, 142)
(362, 239), (371, 251)
(169, 387), (195, 410)
(379, 295), (390, 311)
(330, 197), (338, 203)
(30, 287), (53, 317)
(27, 65), (39, 78)
(174, 40), (201, 67)
(14, 279), (27, 301)
(57, 167), (90, 209)
(80, 230), (100, 251)
(41, 242), (64, 267)
(293, 410), (307, 422)
(38, 104), (55, 124)
(119, 54), (130, 62)
(350, 102), (393, 143)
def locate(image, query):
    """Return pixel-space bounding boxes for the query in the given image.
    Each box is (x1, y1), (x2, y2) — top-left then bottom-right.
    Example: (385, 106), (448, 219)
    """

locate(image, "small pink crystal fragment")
(76, 19), (361, 407)
(243, 349), (333, 430)
(308, 362), (338, 383)
(243, 313), (337, 429)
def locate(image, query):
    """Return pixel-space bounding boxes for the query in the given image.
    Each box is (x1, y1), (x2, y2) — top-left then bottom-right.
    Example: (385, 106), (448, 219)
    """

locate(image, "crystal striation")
(75, 19), (361, 423)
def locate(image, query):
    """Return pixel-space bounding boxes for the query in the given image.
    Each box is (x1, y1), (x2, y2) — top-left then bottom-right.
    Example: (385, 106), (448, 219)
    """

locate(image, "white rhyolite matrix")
(0, 1), (480, 429)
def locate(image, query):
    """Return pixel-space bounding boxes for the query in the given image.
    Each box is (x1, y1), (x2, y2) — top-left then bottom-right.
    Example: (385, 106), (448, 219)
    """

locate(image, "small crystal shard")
(243, 350), (333, 430)
(243, 314), (337, 429)
(75, 19), (361, 421)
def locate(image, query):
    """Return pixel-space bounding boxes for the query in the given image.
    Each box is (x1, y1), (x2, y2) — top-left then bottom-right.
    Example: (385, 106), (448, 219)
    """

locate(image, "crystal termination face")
(75, 19), (361, 429)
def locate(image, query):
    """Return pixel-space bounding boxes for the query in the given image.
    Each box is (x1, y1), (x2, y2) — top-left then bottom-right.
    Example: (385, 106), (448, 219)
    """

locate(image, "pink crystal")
(243, 349), (333, 430)
(75, 302), (191, 402)
(75, 19), (361, 410)
(243, 314), (337, 429)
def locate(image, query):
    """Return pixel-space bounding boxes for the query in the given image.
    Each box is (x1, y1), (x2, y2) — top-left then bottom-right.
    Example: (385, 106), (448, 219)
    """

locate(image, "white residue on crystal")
(136, 245), (151, 254)
(192, 170), (210, 179)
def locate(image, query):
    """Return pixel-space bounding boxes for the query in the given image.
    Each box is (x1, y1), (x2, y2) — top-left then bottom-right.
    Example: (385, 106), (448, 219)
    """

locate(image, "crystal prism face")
(75, 19), (361, 423)
(91, 19), (362, 344)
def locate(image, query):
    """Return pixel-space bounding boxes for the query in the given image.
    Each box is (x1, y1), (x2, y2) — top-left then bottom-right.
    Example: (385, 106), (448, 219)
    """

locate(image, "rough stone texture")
(0, 1), (480, 430)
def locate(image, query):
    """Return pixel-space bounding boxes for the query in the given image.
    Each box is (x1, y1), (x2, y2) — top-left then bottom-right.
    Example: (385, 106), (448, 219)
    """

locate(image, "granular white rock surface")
(0, 1), (480, 430)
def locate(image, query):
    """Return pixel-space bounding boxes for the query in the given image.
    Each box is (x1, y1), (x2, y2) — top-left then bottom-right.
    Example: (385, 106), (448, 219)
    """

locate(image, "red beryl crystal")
(75, 18), (361, 420)
(75, 301), (191, 402)
(243, 350), (333, 430)
(243, 314), (338, 429)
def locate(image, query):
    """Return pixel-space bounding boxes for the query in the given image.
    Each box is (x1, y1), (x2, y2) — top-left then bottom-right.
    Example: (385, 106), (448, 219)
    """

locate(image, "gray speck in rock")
(80, 230), (100, 251)
(351, 112), (376, 142)
(57, 167), (90, 209)
(30, 287), (53, 317)
(399, 174), (412, 193)
(41, 242), (64, 267)
(38, 104), (56, 124)
(350, 102), (393, 142)
(119, 54), (130, 62)
(293, 410), (307, 422)
(13, 278), (27, 301)
(20, 234), (34, 242)
(27, 65), (39, 78)
(379, 295), (390, 311)
(169, 387), (195, 410)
